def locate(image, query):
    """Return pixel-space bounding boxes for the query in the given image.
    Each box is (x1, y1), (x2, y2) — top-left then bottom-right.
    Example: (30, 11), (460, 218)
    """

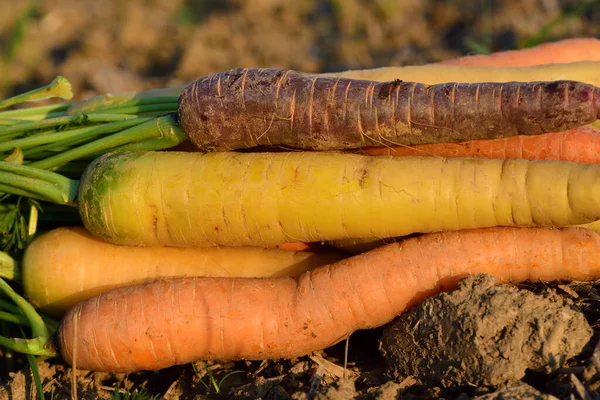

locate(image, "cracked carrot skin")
(177, 68), (600, 151)
(79, 151), (600, 248)
(21, 226), (344, 317)
(56, 226), (600, 372)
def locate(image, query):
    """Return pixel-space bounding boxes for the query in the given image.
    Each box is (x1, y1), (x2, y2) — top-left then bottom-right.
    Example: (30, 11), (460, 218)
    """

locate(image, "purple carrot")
(178, 68), (600, 151)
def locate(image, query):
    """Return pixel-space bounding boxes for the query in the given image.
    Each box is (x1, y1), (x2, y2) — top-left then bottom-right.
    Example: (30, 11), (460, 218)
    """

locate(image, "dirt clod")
(378, 274), (593, 388)
(313, 378), (356, 400)
(472, 381), (559, 399)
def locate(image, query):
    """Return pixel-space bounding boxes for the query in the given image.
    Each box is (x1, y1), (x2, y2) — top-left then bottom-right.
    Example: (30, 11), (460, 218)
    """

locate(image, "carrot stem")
(24, 348), (45, 400)
(0, 278), (54, 356)
(0, 334), (55, 356)
(0, 298), (58, 333)
(96, 130), (188, 153)
(1, 118), (146, 155)
(22, 118), (150, 160)
(65, 86), (184, 115)
(0, 76), (72, 110)
(0, 310), (28, 325)
(0, 104), (69, 121)
(0, 162), (78, 205)
(28, 113), (185, 171)
(92, 103), (179, 115)
(0, 113), (142, 139)
(84, 96), (179, 113)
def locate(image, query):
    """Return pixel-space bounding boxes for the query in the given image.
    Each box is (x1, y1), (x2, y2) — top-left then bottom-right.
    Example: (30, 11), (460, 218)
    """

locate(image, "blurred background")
(0, 0), (599, 100)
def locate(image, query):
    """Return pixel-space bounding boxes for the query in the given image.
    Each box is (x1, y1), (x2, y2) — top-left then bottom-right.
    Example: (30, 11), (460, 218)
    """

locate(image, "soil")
(379, 275), (593, 388)
(0, 0), (600, 399)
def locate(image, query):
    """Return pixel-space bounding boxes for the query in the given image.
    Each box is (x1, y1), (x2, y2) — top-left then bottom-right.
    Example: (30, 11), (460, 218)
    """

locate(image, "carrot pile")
(0, 37), (599, 377)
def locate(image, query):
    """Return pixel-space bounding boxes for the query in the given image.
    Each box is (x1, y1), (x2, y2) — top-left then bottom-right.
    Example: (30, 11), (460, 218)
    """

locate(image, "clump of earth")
(379, 274), (593, 388)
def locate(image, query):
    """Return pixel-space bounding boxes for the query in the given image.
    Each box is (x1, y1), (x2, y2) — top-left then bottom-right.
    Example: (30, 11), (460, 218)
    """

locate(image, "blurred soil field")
(0, 0), (600, 399)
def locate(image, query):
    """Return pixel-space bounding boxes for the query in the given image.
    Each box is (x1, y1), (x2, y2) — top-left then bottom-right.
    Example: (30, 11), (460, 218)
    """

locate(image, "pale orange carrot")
(357, 126), (600, 162)
(22, 226), (344, 316)
(440, 37), (600, 67)
(57, 226), (600, 372)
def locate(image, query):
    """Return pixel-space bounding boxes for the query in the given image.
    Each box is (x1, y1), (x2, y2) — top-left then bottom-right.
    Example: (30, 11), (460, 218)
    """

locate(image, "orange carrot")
(57, 226), (600, 372)
(276, 242), (324, 252)
(440, 37), (600, 67)
(357, 126), (600, 162)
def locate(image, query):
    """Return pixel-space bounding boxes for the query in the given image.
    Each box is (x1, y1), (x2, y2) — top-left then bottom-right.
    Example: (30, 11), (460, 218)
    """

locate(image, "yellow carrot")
(78, 151), (600, 247)
(322, 60), (600, 86)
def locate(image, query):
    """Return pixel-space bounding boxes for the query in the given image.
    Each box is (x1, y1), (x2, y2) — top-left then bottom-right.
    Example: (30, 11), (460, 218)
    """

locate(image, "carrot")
(56, 226), (600, 372)
(178, 68), (600, 151)
(275, 242), (324, 252)
(22, 226), (344, 317)
(439, 38), (600, 67)
(358, 126), (600, 161)
(79, 151), (600, 247)
(323, 61), (600, 86)
(355, 125), (600, 237)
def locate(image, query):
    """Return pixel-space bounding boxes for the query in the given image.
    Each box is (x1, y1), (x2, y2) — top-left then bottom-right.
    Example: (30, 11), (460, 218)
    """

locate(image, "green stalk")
(0, 105), (69, 122)
(0, 118), (38, 126)
(92, 103), (178, 115)
(65, 85), (185, 114)
(0, 278), (54, 357)
(100, 96), (179, 107)
(1, 127), (97, 153)
(0, 176), (71, 205)
(0, 113), (141, 138)
(0, 76), (72, 110)
(20, 118), (149, 158)
(108, 136), (189, 152)
(25, 350), (45, 400)
(0, 81), (184, 120)
(0, 298), (59, 333)
(0, 162), (78, 205)
(0, 183), (51, 201)
(0, 310), (27, 325)
(29, 113), (186, 171)
(0, 329), (54, 356)
(85, 96), (178, 113)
